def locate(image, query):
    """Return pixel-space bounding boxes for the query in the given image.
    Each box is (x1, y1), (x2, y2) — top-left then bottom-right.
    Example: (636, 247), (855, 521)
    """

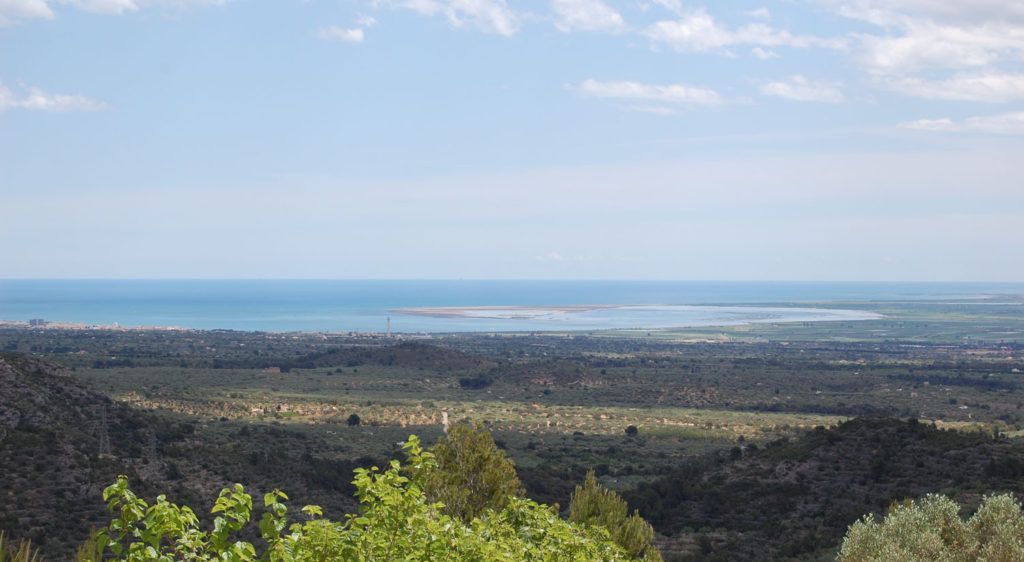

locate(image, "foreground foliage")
(86, 435), (639, 561)
(839, 493), (1024, 561)
(0, 533), (42, 562)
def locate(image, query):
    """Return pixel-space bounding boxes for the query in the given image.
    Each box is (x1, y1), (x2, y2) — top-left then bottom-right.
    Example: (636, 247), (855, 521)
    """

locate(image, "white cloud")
(829, 0), (1024, 101)
(551, 0), (624, 33)
(1, 0), (223, 24)
(0, 84), (106, 112)
(389, 0), (519, 36)
(649, 0), (681, 16)
(645, 8), (847, 54)
(62, 0), (139, 14)
(537, 251), (564, 261)
(319, 14), (381, 44)
(573, 78), (723, 105)
(901, 111), (1024, 134)
(0, 86), (13, 111)
(745, 7), (770, 19)
(899, 117), (954, 131)
(0, 0), (54, 25)
(629, 105), (681, 115)
(319, 26), (365, 43)
(857, 22), (1024, 73)
(446, 0), (518, 35)
(833, 0), (1024, 27)
(761, 75), (845, 103)
(19, 88), (106, 111)
(750, 46), (777, 59)
(887, 73), (1024, 102)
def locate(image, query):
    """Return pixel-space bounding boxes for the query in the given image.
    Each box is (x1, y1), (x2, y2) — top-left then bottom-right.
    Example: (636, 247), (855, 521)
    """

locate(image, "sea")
(1, 280), (1022, 333)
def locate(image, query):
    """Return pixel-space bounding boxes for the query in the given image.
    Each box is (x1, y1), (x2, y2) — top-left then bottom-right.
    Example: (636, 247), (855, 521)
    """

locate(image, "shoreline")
(0, 319), (193, 332)
(391, 304), (618, 319)
(392, 303), (883, 321)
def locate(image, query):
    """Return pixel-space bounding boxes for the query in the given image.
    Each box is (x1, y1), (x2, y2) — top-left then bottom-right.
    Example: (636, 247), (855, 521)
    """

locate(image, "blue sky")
(1, 0), (1023, 280)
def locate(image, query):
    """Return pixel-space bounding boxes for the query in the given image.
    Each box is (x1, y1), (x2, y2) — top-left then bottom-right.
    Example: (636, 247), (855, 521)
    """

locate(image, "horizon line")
(3, 278), (1024, 284)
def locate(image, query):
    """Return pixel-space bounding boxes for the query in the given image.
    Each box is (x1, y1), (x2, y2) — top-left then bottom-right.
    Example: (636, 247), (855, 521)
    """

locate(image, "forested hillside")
(0, 355), (372, 559)
(628, 418), (1024, 560)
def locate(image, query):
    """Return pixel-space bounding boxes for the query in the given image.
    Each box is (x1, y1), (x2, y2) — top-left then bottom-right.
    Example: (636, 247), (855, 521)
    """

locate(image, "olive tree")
(839, 493), (1024, 561)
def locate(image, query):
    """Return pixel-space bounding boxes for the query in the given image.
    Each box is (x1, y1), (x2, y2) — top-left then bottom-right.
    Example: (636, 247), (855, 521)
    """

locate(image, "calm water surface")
(1, 280), (1021, 333)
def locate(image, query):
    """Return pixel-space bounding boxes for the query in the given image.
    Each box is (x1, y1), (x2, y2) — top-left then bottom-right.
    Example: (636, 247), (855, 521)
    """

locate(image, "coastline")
(391, 304), (618, 319)
(0, 319), (192, 332)
(392, 303), (883, 321)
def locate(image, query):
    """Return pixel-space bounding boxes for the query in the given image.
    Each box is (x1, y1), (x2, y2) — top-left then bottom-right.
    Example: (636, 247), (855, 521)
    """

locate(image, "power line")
(91, 404), (113, 458)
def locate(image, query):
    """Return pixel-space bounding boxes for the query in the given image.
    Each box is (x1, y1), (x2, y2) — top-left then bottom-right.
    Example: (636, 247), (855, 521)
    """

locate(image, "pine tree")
(569, 470), (663, 562)
(415, 422), (525, 522)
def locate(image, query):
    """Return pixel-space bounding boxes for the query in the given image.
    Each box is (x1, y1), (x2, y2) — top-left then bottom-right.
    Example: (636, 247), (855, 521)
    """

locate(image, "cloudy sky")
(1, 0), (1022, 280)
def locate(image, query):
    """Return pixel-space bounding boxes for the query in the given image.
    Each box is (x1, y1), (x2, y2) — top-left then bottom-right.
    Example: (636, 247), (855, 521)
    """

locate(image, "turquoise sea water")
(1, 280), (1021, 333)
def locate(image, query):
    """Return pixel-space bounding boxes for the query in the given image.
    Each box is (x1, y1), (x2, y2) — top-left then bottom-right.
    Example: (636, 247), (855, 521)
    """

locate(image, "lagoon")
(1, 280), (1020, 333)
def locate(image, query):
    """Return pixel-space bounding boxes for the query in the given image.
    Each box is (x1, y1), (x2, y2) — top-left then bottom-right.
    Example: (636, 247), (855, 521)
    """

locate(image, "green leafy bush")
(83, 435), (638, 561)
(839, 493), (1024, 561)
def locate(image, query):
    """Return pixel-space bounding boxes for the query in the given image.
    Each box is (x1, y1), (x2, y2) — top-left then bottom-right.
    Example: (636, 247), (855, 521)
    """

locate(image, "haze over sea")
(3, 280), (1023, 333)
